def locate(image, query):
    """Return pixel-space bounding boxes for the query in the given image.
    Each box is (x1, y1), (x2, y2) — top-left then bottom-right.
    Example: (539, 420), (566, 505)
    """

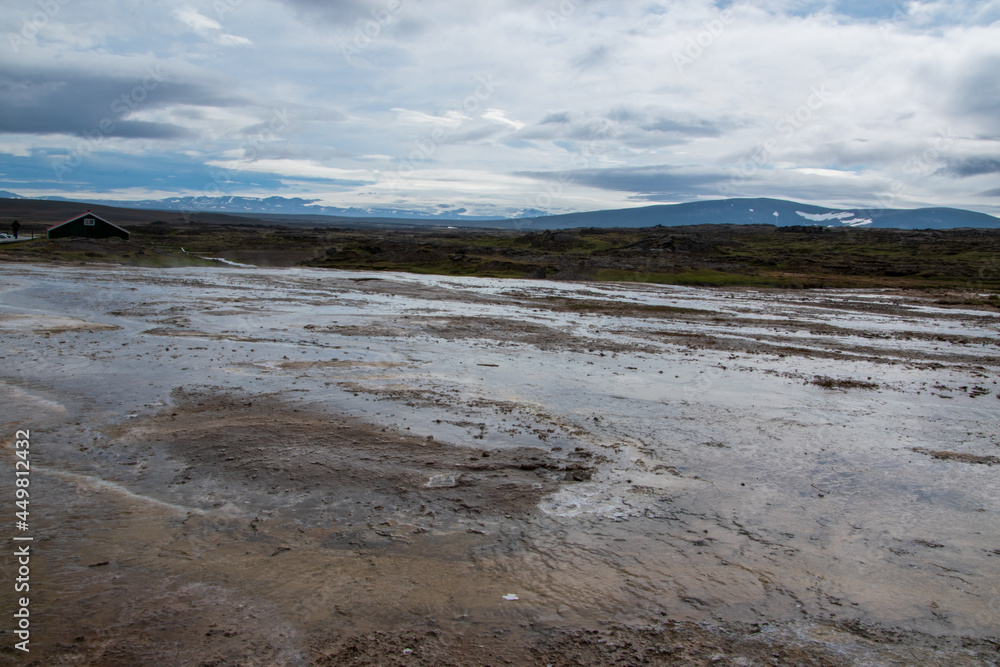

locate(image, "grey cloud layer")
(521, 164), (724, 198)
(942, 158), (1000, 178)
(0, 65), (240, 139)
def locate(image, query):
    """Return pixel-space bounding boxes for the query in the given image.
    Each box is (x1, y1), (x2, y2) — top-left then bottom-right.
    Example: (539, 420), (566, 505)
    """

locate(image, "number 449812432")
(15, 430), (30, 526)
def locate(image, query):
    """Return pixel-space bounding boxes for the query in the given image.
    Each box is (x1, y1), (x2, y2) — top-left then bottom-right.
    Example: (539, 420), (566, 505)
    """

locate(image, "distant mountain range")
(503, 198), (1000, 231)
(0, 192), (519, 221)
(1, 191), (997, 230)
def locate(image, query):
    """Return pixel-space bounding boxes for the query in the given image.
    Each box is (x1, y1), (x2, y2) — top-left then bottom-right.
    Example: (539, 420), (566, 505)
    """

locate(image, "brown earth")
(14, 390), (997, 666)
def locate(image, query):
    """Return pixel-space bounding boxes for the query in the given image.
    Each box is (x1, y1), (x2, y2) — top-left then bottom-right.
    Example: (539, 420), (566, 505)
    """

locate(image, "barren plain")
(1, 262), (998, 665)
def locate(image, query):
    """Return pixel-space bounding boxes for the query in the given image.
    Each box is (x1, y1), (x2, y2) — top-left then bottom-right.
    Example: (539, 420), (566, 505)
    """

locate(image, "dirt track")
(1, 264), (998, 665)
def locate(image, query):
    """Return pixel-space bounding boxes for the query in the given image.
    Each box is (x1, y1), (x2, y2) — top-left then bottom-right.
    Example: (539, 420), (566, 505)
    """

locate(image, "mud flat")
(1, 263), (998, 666)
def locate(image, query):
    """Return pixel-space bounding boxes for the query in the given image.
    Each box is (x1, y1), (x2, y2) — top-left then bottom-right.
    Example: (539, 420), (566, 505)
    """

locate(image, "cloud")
(173, 7), (252, 46)
(949, 54), (1000, 133)
(940, 157), (1000, 178)
(392, 108), (470, 127)
(481, 109), (525, 131)
(573, 44), (611, 70)
(540, 112), (572, 125)
(521, 165), (724, 198)
(205, 158), (376, 184)
(0, 64), (239, 139)
(216, 33), (254, 47)
(174, 7), (227, 32)
(274, 0), (380, 23)
(904, 0), (1000, 27)
(174, 7), (253, 46)
(442, 125), (507, 145)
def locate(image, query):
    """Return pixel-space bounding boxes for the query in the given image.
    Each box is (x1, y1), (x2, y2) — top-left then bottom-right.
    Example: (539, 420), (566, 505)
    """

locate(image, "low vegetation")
(3, 217), (1000, 299)
(809, 375), (880, 391)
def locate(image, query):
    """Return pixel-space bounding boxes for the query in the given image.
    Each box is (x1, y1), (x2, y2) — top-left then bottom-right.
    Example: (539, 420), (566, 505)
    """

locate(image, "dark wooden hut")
(47, 211), (130, 240)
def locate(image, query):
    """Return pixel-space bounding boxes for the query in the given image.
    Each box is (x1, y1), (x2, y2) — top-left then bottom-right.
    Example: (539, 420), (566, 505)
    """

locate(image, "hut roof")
(47, 211), (131, 236)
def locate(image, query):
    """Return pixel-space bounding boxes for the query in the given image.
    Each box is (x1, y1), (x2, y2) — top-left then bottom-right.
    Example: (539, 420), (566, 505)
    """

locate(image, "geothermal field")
(1, 262), (998, 665)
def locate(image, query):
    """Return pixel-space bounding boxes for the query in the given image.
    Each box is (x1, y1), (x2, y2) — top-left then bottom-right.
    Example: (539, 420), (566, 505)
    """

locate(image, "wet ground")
(0, 263), (998, 666)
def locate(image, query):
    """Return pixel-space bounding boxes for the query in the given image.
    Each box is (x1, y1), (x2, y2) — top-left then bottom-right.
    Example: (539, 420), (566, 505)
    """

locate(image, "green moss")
(5, 221), (1000, 293)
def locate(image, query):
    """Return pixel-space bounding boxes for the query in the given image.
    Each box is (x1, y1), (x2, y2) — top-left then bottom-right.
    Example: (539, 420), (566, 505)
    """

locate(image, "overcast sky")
(2, 0), (999, 217)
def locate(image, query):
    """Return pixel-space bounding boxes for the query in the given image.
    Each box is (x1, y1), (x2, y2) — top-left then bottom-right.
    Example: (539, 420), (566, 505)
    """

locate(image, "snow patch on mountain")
(797, 210), (872, 227)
